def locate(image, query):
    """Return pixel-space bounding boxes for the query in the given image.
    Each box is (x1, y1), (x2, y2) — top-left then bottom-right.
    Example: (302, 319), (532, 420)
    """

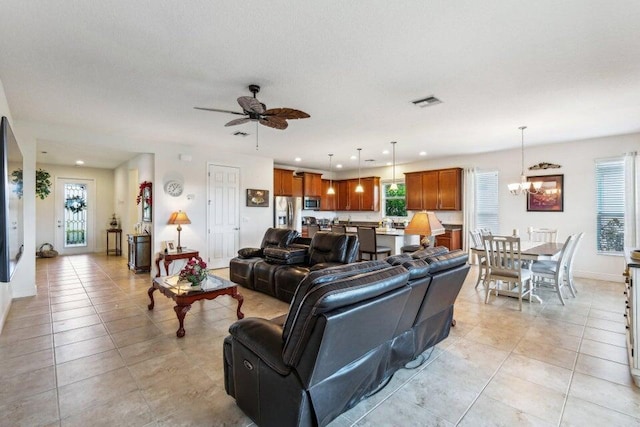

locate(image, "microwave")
(304, 196), (321, 210)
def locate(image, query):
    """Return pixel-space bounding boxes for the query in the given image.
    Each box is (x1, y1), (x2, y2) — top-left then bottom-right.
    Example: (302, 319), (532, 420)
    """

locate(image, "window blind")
(595, 158), (625, 253)
(475, 170), (499, 234)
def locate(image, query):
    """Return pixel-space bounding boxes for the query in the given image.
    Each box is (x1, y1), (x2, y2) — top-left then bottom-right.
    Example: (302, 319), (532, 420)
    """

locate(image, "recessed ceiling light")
(386, 162), (392, 166)
(294, 157), (302, 162)
(382, 150), (389, 155)
(336, 164), (343, 168)
(75, 160), (84, 165)
(350, 155), (357, 160)
(419, 151), (427, 156)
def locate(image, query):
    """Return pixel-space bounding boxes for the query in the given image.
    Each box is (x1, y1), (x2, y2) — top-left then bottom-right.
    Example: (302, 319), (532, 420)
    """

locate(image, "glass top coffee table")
(148, 271), (244, 338)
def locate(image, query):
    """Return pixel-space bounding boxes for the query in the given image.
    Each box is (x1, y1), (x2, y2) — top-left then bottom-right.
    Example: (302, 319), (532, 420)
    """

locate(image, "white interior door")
(55, 178), (96, 255)
(208, 165), (240, 268)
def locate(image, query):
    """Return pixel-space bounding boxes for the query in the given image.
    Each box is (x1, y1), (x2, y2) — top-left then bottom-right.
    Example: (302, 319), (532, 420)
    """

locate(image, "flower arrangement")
(179, 256), (208, 286)
(65, 195), (87, 213)
(136, 181), (152, 206)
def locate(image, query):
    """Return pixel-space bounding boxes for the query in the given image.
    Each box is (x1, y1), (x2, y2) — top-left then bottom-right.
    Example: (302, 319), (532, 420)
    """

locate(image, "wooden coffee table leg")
(147, 287), (156, 310)
(231, 289), (244, 319)
(174, 304), (192, 337)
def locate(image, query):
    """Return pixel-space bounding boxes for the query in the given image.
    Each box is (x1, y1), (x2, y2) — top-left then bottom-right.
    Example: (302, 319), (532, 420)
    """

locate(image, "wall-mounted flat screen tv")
(0, 116), (24, 282)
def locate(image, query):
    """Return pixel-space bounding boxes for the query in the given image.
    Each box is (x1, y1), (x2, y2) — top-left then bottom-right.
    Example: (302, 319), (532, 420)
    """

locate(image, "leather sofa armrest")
(229, 318), (290, 375)
(310, 262), (346, 271)
(237, 247), (263, 258)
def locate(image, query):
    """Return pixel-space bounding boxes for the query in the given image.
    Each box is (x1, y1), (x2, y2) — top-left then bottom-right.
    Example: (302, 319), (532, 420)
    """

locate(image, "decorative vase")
(110, 214), (118, 229)
(187, 272), (207, 287)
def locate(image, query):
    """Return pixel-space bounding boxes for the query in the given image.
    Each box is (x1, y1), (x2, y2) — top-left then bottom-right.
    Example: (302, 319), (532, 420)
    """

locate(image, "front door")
(207, 165), (240, 268)
(56, 178), (96, 255)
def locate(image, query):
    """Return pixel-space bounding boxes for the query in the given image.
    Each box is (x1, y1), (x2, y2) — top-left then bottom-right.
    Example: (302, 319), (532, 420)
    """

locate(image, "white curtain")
(462, 167), (477, 252)
(624, 151), (639, 248)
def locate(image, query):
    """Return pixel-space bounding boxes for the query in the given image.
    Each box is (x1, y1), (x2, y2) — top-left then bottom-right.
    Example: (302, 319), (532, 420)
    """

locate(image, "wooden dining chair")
(469, 229), (487, 289)
(307, 224), (320, 238)
(528, 228), (558, 243)
(530, 234), (576, 305)
(482, 235), (532, 311)
(331, 224), (346, 234)
(357, 227), (392, 261)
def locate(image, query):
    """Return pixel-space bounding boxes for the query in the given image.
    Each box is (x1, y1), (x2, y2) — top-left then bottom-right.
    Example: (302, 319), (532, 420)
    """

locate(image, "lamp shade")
(404, 211), (445, 236)
(168, 210), (191, 225)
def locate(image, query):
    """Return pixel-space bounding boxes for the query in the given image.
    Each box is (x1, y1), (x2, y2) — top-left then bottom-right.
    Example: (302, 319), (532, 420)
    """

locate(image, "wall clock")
(164, 180), (184, 197)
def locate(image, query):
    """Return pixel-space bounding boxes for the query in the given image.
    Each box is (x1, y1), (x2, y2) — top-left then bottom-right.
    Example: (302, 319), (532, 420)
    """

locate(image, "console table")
(155, 249), (199, 277)
(106, 229), (122, 256)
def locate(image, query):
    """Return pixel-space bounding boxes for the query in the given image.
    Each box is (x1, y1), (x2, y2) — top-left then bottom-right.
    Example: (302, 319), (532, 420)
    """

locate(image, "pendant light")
(389, 141), (398, 191)
(327, 154), (335, 195)
(355, 148), (364, 193)
(507, 126), (543, 195)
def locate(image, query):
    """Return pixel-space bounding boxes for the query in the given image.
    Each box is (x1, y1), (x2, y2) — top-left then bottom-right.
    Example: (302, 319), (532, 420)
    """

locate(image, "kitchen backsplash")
(301, 209), (463, 225)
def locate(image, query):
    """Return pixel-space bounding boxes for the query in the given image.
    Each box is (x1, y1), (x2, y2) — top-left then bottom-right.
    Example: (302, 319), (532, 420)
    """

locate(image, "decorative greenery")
(136, 181), (152, 205)
(10, 168), (52, 199)
(179, 256), (208, 286)
(384, 183), (407, 217)
(65, 195), (87, 214)
(599, 217), (624, 252)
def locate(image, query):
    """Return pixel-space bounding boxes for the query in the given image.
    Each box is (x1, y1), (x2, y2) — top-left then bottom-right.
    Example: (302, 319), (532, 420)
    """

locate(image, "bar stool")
(357, 227), (391, 260)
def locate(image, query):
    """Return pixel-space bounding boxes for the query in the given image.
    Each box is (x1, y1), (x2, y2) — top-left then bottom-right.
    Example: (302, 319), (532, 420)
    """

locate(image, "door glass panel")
(64, 183), (88, 247)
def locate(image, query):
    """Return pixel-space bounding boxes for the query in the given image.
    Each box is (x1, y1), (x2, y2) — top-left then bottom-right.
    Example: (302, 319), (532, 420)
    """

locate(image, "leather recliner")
(229, 228), (300, 289)
(223, 251), (469, 427)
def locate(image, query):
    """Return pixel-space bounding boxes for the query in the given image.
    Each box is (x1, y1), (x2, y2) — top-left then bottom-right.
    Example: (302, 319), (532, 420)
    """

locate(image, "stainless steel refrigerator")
(274, 196), (302, 233)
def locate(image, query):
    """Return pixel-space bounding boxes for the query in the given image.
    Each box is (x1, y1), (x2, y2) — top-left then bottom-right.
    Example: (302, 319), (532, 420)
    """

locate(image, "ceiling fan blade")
(193, 107), (245, 116)
(225, 117), (252, 127)
(237, 96), (265, 114)
(260, 116), (288, 130)
(264, 108), (310, 120)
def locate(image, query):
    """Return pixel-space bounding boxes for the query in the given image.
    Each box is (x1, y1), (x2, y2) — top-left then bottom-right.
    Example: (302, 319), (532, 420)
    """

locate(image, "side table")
(155, 249), (200, 277)
(106, 229), (122, 256)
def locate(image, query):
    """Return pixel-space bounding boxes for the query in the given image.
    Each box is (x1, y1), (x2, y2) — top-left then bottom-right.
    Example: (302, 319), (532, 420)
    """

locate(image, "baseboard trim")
(574, 270), (624, 283)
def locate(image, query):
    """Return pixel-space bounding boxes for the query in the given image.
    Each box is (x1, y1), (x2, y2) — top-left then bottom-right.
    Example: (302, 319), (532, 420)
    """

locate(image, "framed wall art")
(246, 189), (269, 207)
(527, 174), (564, 212)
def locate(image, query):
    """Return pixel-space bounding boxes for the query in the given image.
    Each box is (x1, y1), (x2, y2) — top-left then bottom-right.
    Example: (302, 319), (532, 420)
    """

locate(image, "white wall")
(35, 164), (115, 252)
(0, 77), (37, 333)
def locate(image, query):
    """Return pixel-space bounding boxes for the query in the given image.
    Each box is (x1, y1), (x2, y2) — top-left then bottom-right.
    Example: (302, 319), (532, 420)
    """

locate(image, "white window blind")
(474, 170), (499, 234)
(596, 158), (625, 253)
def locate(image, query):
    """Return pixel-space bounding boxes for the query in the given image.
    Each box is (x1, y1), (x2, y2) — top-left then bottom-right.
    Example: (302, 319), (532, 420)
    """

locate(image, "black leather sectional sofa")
(229, 229), (359, 302)
(223, 249), (470, 427)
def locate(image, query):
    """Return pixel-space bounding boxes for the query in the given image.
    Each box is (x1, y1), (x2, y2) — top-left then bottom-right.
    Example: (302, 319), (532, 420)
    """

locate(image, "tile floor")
(1, 253), (639, 426)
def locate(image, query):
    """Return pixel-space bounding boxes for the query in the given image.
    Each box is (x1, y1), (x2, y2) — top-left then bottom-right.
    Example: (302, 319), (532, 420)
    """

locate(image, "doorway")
(207, 164), (240, 268)
(55, 178), (96, 255)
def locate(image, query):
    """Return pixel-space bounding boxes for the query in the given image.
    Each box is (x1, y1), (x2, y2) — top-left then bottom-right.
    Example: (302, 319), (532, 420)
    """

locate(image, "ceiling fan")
(194, 84), (310, 130)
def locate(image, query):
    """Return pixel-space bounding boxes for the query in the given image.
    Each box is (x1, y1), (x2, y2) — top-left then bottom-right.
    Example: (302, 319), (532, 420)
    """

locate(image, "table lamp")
(167, 210), (191, 252)
(404, 211), (445, 247)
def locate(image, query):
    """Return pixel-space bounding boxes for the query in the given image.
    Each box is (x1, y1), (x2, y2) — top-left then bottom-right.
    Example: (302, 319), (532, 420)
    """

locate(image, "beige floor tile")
(58, 367), (138, 418)
(588, 307), (625, 323)
(56, 349), (125, 387)
(354, 396), (453, 427)
(97, 305), (144, 323)
(483, 371), (566, 425)
(579, 338), (628, 365)
(3, 312), (52, 330)
(464, 324), (525, 352)
(104, 314), (157, 334)
(54, 335), (115, 364)
(521, 326), (582, 352)
(0, 322), (52, 346)
(127, 350), (191, 389)
(498, 353), (572, 393)
(0, 348), (54, 380)
(569, 372), (640, 418)
(582, 326), (626, 348)
(586, 316), (627, 333)
(561, 395), (640, 426)
(459, 394), (554, 427)
(51, 299), (93, 313)
(53, 323), (109, 347)
(0, 334), (53, 358)
(514, 337), (578, 370)
(119, 335), (182, 365)
(110, 323), (165, 348)
(0, 389), (59, 427)
(0, 365), (56, 405)
(575, 353), (634, 387)
(52, 314), (102, 333)
(60, 389), (153, 427)
(51, 306), (97, 322)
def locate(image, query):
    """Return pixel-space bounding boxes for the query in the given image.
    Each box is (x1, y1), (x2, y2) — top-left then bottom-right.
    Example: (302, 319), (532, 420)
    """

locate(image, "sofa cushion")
(401, 259), (431, 280)
(261, 228), (299, 249)
(308, 232), (348, 266)
(282, 265), (410, 366)
(411, 246), (449, 259)
(386, 254), (413, 266)
(426, 250), (468, 274)
(264, 247), (307, 265)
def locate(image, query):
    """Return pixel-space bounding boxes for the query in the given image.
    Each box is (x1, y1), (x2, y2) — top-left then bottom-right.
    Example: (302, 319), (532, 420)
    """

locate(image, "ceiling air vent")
(412, 95), (442, 108)
(233, 131), (249, 137)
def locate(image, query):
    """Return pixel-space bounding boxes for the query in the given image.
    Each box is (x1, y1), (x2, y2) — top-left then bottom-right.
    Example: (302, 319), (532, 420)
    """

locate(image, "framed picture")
(167, 241), (176, 251)
(140, 182), (153, 222)
(527, 174), (564, 212)
(247, 189), (269, 207)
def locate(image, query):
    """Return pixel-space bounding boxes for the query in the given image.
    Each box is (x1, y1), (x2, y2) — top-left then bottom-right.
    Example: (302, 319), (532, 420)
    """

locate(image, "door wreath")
(65, 196), (87, 213)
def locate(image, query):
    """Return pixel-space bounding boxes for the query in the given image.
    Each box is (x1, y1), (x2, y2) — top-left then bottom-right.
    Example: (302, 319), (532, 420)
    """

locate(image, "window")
(383, 183), (407, 217)
(596, 158), (625, 253)
(474, 170), (499, 234)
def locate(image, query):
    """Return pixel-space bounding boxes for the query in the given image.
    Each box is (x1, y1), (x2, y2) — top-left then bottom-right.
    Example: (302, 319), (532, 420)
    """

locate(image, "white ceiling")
(0, 1), (639, 171)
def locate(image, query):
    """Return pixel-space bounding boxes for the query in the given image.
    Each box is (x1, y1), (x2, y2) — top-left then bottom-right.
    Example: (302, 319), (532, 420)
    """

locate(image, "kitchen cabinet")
(127, 234), (151, 273)
(302, 172), (322, 197)
(292, 176), (303, 197)
(336, 177), (380, 211)
(274, 168), (294, 196)
(624, 255), (640, 386)
(337, 180), (350, 211)
(320, 179), (336, 211)
(405, 168), (462, 211)
(435, 228), (462, 250)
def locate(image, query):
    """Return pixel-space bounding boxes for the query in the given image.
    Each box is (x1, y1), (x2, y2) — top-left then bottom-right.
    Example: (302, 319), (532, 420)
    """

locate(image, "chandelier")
(508, 126), (543, 195)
